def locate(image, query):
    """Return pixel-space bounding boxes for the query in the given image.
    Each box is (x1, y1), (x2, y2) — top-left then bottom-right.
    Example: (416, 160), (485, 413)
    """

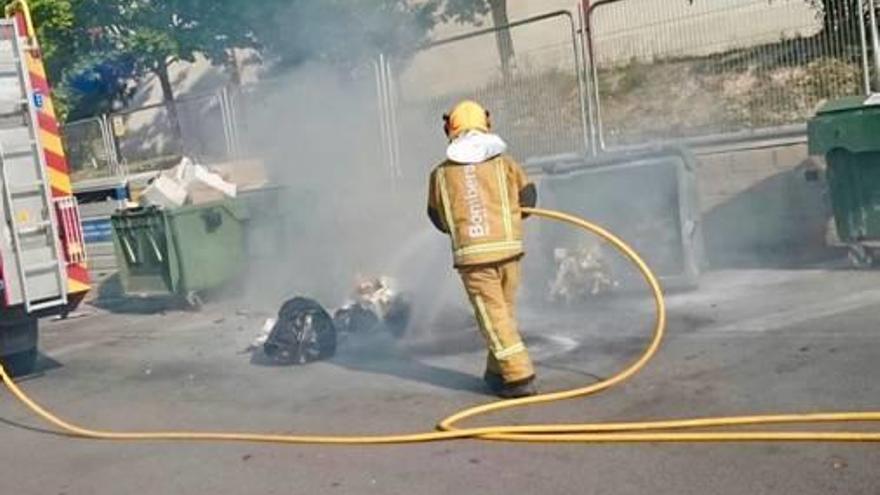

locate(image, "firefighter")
(427, 100), (538, 398)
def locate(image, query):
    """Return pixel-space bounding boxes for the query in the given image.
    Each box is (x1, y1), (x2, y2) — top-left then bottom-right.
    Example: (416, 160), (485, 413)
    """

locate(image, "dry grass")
(465, 54), (862, 149)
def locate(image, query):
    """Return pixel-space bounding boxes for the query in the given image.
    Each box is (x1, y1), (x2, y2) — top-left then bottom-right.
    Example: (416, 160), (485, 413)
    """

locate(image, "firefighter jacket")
(428, 136), (537, 268)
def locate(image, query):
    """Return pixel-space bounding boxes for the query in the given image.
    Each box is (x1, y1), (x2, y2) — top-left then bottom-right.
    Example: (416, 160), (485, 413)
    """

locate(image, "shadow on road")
(0, 416), (68, 438)
(248, 330), (489, 394)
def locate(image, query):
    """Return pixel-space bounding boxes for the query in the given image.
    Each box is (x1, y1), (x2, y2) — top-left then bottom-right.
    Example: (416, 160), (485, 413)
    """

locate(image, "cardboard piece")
(138, 157), (239, 207)
(184, 163), (237, 202)
(139, 174), (187, 208)
(207, 159), (268, 191)
(186, 182), (230, 204)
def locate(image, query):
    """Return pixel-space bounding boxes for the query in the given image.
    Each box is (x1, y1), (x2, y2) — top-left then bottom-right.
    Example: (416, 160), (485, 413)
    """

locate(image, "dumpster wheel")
(3, 208), (880, 445)
(184, 291), (204, 311)
(847, 244), (878, 268)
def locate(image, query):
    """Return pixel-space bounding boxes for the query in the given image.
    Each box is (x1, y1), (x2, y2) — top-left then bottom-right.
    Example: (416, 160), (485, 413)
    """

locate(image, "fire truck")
(0, 0), (89, 374)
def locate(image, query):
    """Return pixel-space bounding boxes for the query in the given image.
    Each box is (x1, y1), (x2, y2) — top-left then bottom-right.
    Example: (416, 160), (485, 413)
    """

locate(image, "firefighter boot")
(484, 370), (538, 398)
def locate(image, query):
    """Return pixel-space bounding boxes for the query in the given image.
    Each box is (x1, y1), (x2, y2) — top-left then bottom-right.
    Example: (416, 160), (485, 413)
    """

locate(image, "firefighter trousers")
(459, 258), (535, 384)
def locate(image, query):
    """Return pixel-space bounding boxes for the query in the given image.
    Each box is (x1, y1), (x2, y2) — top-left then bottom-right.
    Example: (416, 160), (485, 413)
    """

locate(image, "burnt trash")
(548, 241), (619, 305)
(247, 276), (413, 367)
(264, 297), (337, 365)
(333, 276), (411, 338)
(382, 296), (411, 339)
(333, 304), (381, 334)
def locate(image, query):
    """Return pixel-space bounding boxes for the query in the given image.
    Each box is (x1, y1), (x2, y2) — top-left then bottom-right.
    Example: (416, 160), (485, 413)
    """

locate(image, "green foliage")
(0, 0), (265, 119)
(14, 0), (75, 73)
(243, 0), (505, 70)
(77, 0), (259, 91)
(431, 0), (491, 25)
(1, 0), (78, 118)
(8, 0), (495, 120)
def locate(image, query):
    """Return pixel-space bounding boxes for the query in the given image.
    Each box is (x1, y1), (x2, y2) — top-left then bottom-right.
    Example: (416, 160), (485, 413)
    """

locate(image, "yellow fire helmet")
(443, 100), (491, 140)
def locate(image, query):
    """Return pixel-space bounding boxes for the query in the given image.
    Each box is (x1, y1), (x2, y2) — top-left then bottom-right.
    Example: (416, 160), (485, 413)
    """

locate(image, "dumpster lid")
(815, 94), (880, 115)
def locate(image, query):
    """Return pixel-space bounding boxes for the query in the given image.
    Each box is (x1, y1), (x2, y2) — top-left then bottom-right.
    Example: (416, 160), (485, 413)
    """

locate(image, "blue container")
(82, 217), (114, 244)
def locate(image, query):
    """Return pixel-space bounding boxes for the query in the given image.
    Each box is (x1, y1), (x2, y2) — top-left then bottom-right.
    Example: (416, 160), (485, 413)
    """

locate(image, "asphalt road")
(1, 267), (880, 494)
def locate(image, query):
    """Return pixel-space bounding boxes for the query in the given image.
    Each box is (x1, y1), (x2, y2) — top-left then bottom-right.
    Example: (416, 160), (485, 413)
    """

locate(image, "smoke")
(229, 5), (685, 338)
(235, 61), (467, 334)
(250, 1), (435, 71)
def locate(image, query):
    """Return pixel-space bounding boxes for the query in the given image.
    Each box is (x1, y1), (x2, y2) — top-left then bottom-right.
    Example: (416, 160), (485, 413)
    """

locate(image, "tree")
(77, 0), (260, 134)
(434, 0), (514, 79)
(249, 0), (515, 76)
(59, 47), (138, 120)
(2, 0), (74, 78)
(0, 0), (85, 118)
(487, 0), (514, 79)
(2, 0), (263, 121)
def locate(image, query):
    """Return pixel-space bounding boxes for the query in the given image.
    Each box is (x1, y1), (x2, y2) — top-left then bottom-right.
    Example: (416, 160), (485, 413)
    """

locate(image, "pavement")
(2, 266), (880, 494)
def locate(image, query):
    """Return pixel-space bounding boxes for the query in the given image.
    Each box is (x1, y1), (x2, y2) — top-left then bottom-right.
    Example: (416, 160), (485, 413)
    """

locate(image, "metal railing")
(232, 77), (300, 159)
(388, 10), (590, 169)
(584, 0), (879, 148)
(60, 1), (880, 189)
(175, 91), (229, 162)
(64, 87), (241, 186)
(62, 116), (119, 184)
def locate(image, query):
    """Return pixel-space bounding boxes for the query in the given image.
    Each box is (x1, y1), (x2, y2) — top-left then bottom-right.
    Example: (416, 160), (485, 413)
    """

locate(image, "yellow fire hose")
(3, 207), (880, 444)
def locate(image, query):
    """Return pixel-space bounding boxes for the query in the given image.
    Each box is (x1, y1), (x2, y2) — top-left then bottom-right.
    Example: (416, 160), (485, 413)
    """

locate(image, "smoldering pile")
(547, 240), (619, 304)
(333, 276), (411, 338)
(248, 276), (411, 365)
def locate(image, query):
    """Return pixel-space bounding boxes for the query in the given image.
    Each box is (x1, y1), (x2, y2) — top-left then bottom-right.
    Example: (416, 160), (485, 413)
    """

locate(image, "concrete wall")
(695, 143), (832, 267)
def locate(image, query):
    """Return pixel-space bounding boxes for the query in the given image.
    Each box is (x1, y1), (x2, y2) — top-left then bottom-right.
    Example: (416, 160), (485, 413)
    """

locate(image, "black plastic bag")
(333, 298), (411, 338)
(333, 304), (380, 334)
(264, 297), (337, 365)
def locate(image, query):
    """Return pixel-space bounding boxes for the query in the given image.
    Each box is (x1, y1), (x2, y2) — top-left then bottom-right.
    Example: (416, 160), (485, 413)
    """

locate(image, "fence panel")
(106, 91), (229, 175)
(588, 0), (872, 147)
(870, 0), (880, 90)
(176, 92), (229, 162)
(234, 78), (293, 158)
(112, 102), (183, 175)
(62, 117), (115, 184)
(391, 11), (588, 171)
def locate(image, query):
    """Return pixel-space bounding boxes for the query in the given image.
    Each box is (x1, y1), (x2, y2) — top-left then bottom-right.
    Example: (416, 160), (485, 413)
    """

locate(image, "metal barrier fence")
(388, 10), (589, 171)
(62, 116), (118, 184)
(585, 0), (878, 148)
(175, 91), (229, 162)
(65, 12), (592, 188)
(111, 100), (182, 174)
(868, 0), (880, 89)
(233, 77), (293, 158)
(62, 2), (880, 187)
(64, 89), (240, 184)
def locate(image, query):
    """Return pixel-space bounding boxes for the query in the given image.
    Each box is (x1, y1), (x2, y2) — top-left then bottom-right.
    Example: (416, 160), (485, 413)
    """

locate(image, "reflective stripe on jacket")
(428, 154), (534, 267)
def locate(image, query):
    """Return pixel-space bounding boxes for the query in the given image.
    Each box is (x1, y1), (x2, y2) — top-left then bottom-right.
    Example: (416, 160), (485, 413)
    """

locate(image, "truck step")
(3, 146), (35, 159)
(8, 181), (43, 196)
(16, 220), (50, 236)
(23, 260), (60, 275)
(27, 298), (66, 312)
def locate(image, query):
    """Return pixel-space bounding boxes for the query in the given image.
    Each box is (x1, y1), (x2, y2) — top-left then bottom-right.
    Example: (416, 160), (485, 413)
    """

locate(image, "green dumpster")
(808, 94), (880, 265)
(111, 198), (249, 303)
